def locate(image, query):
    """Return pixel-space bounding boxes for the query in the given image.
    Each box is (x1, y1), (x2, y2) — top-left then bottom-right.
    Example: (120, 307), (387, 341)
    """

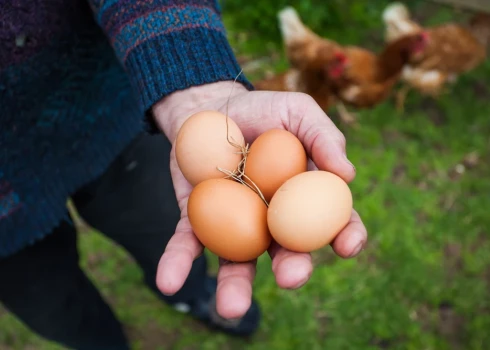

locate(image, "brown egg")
(175, 110), (245, 187)
(244, 129), (308, 203)
(187, 178), (271, 262)
(267, 171), (352, 253)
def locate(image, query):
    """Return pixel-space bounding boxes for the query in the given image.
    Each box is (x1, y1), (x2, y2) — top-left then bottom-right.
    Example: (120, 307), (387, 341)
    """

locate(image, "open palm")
(153, 82), (367, 319)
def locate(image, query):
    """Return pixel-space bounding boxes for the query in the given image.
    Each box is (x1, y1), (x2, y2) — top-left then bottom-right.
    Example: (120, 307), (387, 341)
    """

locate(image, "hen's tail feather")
(382, 2), (411, 24)
(382, 2), (422, 42)
(469, 13), (490, 49)
(278, 7), (311, 44)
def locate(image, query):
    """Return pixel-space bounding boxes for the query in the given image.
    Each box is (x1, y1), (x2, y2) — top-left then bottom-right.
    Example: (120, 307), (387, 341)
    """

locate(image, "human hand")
(152, 81), (367, 319)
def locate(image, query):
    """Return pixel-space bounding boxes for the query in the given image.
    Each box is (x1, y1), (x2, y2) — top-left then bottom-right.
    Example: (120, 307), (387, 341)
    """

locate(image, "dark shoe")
(171, 276), (261, 337)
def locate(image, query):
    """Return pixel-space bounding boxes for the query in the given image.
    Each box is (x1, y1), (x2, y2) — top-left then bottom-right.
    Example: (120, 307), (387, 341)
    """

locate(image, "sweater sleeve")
(87, 0), (253, 114)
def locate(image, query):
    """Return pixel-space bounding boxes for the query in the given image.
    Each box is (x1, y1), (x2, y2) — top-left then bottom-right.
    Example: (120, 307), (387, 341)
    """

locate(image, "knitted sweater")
(0, 0), (252, 258)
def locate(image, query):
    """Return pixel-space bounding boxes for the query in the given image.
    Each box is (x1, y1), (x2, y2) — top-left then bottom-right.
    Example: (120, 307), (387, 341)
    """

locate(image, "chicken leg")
(336, 101), (358, 126)
(395, 84), (411, 113)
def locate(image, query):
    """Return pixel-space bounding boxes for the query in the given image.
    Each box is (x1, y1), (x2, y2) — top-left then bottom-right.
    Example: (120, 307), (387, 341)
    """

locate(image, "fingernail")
(349, 241), (364, 258)
(291, 275), (310, 289)
(344, 154), (355, 171)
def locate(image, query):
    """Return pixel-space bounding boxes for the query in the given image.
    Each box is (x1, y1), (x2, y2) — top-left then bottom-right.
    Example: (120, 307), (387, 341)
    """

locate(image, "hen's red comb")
(334, 51), (347, 63)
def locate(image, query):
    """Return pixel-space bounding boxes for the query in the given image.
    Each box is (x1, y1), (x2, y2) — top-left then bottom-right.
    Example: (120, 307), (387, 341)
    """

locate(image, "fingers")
(228, 91), (356, 183)
(307, 158), (319, 171)
(159, 90), (364, 320)
(268, 241), (313, 289)
(156, 218), (204, 296)
(216, 259), (256, 319)
(266, 208), (366, 293)
(283, 93), (356, 183)
(331, 209), (367, 258)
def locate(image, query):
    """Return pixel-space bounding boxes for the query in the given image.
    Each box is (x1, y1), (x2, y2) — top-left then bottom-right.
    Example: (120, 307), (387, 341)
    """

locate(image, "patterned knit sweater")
(0, 0), (252, 258)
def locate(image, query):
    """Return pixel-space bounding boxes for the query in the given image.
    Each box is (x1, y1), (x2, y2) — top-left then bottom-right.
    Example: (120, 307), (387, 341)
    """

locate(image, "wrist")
(152, 81), (250, 143)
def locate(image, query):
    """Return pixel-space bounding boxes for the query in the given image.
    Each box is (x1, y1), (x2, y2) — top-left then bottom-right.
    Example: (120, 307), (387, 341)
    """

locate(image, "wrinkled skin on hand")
(152, 81), (368, 319)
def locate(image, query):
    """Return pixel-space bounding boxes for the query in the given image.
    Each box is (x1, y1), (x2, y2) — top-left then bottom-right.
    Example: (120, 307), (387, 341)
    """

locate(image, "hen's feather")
(382, 2), (489, 99)
(382, 2), (422, 42)
(278, 7), (342, 71)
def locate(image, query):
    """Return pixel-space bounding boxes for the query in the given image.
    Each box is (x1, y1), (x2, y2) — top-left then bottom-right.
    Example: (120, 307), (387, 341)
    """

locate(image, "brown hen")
(382, 2), (490, 111)
(254, 7), (429, 124)
(254, 7), (346, 112)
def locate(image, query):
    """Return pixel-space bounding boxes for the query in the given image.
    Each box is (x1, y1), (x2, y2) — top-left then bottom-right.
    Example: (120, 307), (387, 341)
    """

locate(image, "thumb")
(169, 145), (194, 213)
(155, 146), (205, 295)
(156, 215), (204, 296)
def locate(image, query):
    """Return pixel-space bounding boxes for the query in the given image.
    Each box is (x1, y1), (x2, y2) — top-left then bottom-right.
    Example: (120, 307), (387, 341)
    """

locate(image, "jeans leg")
(72, 133), (208, 304)
(0, 219), (129, 350)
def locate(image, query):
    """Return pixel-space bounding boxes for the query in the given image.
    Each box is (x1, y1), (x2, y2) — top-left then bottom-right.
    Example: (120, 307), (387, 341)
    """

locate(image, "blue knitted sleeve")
(87, 0), (253, 114)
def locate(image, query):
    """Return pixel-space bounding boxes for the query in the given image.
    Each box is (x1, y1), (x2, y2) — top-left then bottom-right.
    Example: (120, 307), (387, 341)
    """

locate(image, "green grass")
(2, 1), (490, 349)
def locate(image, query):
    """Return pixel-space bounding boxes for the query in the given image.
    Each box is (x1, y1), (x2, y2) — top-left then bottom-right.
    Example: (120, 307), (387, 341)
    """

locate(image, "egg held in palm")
(267, 171), (352, 253)
(187, 178), (272, 262)
(175, 110), (245, 187)
(244, 129), (308, 203)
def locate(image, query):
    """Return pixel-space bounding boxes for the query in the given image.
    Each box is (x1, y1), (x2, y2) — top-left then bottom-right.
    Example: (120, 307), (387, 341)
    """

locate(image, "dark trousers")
(0, 133), (208, 350)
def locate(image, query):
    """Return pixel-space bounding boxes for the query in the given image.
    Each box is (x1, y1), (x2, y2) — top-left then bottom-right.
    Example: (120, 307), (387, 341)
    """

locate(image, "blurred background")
(1, 0), (489, 349)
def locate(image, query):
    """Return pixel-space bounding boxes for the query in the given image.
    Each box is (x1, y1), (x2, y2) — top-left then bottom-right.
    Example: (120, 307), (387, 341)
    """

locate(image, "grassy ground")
(1, 1), (490, 349)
